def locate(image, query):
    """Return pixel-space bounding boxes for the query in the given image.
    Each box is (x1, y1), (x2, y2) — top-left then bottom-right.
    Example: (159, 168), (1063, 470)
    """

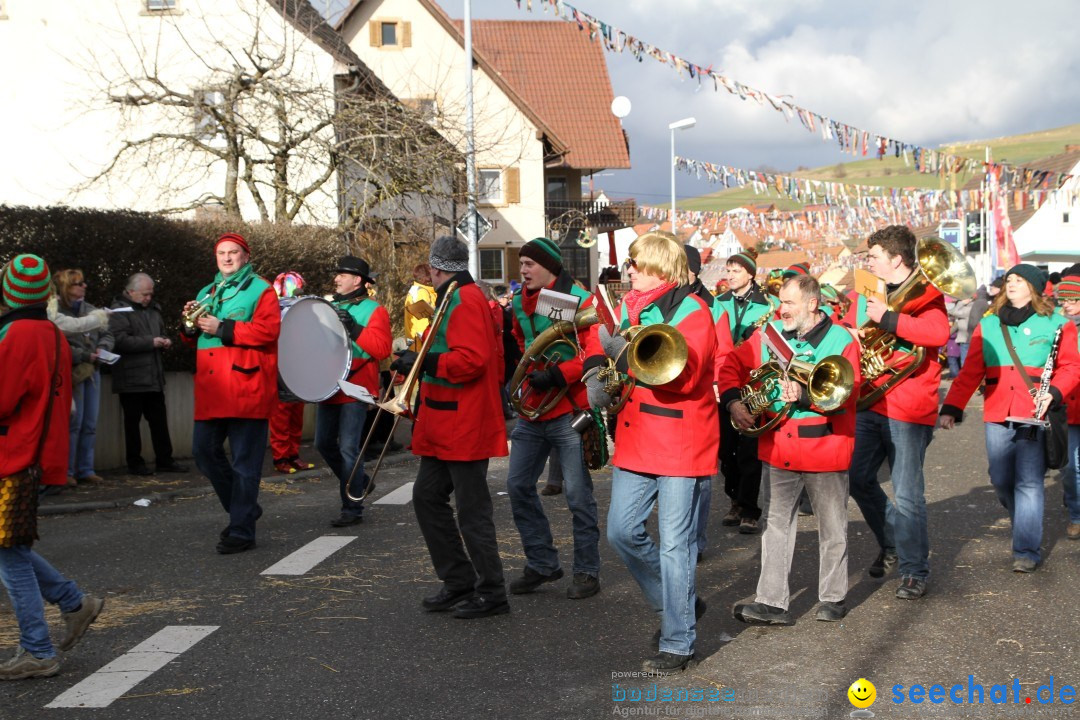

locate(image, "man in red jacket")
(394, 236), (509, 619)
(316, 256), (392, 527)
(845, 225), (949, 599)
(0, 254), (104, 680)
(181, 234), (281, 554)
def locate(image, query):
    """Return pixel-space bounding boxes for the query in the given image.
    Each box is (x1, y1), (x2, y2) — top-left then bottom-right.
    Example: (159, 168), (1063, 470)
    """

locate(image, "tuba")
(856, 237), (975, 410)
(509, 305), (599, 420)
(596, 323), (689, 413)
(733, 354), (855, 436)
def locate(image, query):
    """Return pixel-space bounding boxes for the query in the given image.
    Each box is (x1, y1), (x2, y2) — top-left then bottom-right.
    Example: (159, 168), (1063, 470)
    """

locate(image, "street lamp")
(668, 117), (696, 234)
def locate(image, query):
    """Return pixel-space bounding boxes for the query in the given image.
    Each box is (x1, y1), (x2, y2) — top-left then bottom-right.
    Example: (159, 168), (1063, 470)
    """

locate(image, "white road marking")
(260, 536), (357, 576)
(46, 626), (218, 709)
(374, 481), (414, 505)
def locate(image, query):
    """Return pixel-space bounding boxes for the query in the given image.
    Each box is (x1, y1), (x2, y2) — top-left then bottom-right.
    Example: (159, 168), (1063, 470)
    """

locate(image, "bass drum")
(278, 296), (352, 402)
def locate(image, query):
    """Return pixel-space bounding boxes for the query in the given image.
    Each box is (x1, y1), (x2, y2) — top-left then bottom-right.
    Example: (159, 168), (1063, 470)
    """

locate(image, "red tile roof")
(453, 20), (631, 171)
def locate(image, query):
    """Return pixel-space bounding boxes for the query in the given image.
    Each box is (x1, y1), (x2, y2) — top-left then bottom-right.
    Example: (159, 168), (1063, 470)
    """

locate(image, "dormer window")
(370, 19), (411, 48)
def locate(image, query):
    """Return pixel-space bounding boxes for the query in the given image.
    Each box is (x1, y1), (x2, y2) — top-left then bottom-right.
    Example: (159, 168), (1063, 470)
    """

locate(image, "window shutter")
(504, 167), (520, 204)
(401, 22), (412, 48)
(369, 21), (382, 47)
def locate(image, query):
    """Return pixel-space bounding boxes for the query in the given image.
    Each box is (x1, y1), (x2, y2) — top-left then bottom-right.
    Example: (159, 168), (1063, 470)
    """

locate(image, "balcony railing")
(545, 199), (637, 232)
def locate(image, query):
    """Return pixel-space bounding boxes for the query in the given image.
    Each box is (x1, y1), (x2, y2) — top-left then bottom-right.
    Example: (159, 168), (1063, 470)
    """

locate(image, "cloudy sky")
(325, 0), (1080, 205)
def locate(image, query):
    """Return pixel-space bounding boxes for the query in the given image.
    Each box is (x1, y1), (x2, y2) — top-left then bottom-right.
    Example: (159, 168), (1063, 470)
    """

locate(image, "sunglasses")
(623, 258), (638, 270)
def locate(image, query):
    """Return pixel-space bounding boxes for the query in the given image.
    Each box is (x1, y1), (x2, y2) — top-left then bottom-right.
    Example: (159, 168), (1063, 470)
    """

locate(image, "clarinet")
(1022, 325), (1063, 440)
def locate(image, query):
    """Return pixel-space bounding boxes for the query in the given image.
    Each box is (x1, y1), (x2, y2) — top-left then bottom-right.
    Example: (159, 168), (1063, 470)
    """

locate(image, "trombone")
(344, 281), (459, 503)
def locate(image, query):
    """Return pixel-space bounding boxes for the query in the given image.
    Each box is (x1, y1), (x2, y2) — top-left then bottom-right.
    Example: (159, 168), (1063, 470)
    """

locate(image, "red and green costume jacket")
(689, 280), (734, 384)
(585, 285), (719, 478)
(717, 313), (861, 473)
(840, 286), (950, 426)
(181, 263), (280, 421)
(411, 272), (508, 462)
(941, 309), (1080, 424)
(0, 306), (72, 486)
(1061, 309), (1080, 424)
(510, 272), (596, 422)
(715, 283), (774, 345)
(323, 290), (392, 404)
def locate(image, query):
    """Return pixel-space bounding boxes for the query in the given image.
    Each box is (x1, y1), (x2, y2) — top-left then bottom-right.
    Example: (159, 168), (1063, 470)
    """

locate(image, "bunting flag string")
(675, 156), (1080, 214)
(516, 0), (1077, 190)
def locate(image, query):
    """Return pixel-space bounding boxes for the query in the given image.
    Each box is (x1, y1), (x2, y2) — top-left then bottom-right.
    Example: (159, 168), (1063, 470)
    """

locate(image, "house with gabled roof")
(335, 0), (632, 285)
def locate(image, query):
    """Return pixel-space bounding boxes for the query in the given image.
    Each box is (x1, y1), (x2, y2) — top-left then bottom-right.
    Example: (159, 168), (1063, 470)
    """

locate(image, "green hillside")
(678, 122), (1080, 213)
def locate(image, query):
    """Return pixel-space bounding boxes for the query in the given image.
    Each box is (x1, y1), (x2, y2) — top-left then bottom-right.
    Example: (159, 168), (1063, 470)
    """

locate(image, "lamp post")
(668, 117), (696, 234)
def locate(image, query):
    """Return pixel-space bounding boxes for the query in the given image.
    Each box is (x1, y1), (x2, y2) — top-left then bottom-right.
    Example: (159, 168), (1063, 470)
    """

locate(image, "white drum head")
(278, 296), (352, 402)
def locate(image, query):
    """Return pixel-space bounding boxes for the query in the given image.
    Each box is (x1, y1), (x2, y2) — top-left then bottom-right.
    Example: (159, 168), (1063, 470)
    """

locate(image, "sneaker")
(1012, 558), (1039, 573)
(642, 651), (695, 674)
(452, 596), (510, 619)
(1067, 523), (1080, 540)
(330, 512), (362, 527)
(868, 550), (898, 579)
(509, 566), (564, 594)
(421, 586), (474, 612)
(566, 573), (600, 600)
(58, 596), (105, 652)
(895, 576), (927, 599)
(128, 465), (154, 476)
(0, 648), (60, 681)
(540, 484), (562, 496)
(721, 505), (741, 527)
(155, 462), (188, 473)
(273, 460), (297, 475)
(216, 536), (256, 554)
(815, 601), (847, 622)
(738, 517), (760, 534)
(734, 602), (793, 626)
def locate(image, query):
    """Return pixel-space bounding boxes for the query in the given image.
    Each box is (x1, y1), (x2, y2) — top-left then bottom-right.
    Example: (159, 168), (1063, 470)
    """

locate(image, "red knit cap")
(2, 253), (51, 308)
(215, 232), (251, 255)
(1058, 275), (1080, 300)
(783, 262), (810, 278)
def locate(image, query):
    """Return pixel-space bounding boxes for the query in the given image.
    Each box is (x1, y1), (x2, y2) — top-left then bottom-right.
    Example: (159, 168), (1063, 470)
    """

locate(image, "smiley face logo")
(848, 678), (876, 709)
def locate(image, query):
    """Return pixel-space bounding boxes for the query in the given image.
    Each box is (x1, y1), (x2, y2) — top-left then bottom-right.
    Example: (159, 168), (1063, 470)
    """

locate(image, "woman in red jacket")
(940, 265), (1080, 572)
(1054, 270), (1080, 540)
(585, 231), (717, 674)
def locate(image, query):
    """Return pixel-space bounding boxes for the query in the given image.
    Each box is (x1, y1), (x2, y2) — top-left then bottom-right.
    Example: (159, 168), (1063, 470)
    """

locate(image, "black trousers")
(719, 405), (763, 520)
(119, 391), (174, 468)
(412, 457), (506, 601)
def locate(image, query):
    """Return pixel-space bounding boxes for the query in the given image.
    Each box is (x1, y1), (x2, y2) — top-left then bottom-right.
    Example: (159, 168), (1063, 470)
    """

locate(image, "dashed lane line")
(46, 625), (219, 709)
(260, 535), (357, 576)
(373, 481), (414, 505)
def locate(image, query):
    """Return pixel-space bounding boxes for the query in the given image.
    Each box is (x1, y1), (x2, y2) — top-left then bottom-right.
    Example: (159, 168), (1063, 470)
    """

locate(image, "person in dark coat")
(110, 273), (186, 476)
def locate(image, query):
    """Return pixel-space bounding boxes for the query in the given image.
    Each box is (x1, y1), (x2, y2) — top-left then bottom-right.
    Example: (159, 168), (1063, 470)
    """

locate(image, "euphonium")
(856, 236), (976, 410)
(733, 354), (855, 437)
(509, 305), (599, 420)
(599, 323), (689, 414)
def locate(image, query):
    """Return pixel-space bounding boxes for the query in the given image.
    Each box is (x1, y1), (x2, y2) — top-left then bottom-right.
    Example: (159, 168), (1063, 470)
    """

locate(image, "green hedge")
(0, 205), (430, 370)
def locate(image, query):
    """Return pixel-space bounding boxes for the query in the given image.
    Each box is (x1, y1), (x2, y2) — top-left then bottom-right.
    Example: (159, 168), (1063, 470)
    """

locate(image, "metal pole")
(670, 128), (676, 231)
(464, 0), (479, 276)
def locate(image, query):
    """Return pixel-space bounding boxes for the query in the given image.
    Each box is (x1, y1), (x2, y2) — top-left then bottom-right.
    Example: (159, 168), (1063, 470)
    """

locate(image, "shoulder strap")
(1000, 322), (1037, 395)
(34, 326), (61, 467)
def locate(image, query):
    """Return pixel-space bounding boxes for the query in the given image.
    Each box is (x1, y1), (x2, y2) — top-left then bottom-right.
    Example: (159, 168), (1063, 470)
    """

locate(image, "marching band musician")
(316, 256), (392, 528)
(1057, 268), (1080, 541)
(181, 233), (280, 554)
(714, 248), (771, 534)
(585, 231), (718, 674)
(719, 273), (861, 625)
(939, 265), (1080, 572)
(505, 238), (601, 601)
(393, 236), (510, 619)
(841, 226), (948, 599)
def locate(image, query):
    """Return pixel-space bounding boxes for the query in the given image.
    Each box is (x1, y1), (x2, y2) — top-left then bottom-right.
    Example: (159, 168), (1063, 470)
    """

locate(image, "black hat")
(684, 244), (702, 275)
(336, 255), (375, 284)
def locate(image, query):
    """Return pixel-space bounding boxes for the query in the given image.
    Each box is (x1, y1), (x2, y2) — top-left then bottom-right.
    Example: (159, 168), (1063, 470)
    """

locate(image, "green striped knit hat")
(519, 237), (563, 275)
(2, 253), (52, 308)
(783, 262), (811, 278)
(819, 284), (839, 302)
(1058, 274), (1080, 299)
(726, 251), (757, 275)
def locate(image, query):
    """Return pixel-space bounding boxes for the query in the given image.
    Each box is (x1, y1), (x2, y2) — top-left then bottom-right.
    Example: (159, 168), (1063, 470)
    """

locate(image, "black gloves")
(390, 350), (418, 375)
(528, 366), (566, 392)
(336, 307), (359, 339)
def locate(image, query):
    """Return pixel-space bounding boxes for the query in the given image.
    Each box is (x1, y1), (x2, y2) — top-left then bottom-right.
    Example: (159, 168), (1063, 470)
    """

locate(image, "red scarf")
(622, 281), (677, 325)
(520, 279), (556, 316)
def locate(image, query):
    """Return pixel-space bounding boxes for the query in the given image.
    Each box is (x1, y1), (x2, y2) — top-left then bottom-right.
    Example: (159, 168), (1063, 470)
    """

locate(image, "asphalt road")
(2, 389), (1078, 720)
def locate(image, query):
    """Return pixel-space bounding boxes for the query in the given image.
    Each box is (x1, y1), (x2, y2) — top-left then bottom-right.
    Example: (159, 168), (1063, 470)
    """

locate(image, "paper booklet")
(96, 349), (121, 365)
(853, 269), (886, 303)
(592, 284), (619, 335)
(336, 379), (377, 405)
(535, 288), (580, 323)
(110, 307), (134, 313)
(762, 324), (795, 370)
(406, 299), (435, 320)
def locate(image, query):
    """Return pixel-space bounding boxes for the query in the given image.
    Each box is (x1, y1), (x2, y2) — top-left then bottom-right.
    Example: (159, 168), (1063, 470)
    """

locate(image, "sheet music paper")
(96, 349), (121, 365)
(592, 285), (618, 334)
(535, 288), (580, 323)
(336, 379), (377, 405)
(406, 300), (435, 320)
(762, 324), (795, 370)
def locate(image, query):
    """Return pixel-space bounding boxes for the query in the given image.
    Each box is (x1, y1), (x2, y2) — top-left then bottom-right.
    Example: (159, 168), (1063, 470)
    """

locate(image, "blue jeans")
(193, 418), (268, 542)
(985, 423), (1046, 562)
(1064, 426), (1080, 523)
(69, 370), (101, 478)
(506, 416), (600, 576)
(697, 476), (712, 554)
(607, 468), (701, 656)
(947, 355), (961, 378)
(848, 411), (933, 580)
(0, 547), (83, 658)
(315, 402), (369, 515)
(958, 342), (969, 367)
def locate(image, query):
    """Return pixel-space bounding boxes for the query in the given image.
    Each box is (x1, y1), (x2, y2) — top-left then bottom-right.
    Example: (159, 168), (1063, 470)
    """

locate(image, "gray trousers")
(756, 466), (849, 610)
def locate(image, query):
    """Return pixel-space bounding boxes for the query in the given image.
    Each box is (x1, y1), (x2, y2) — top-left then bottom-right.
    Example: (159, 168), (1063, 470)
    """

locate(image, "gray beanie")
(430, 235), (469, 273)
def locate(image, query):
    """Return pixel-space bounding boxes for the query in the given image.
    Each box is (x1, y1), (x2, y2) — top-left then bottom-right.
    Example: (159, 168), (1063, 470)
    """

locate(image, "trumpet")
(509, 305), (599, 419)
(733, 354), (855, 436)
(182, 297), (213, 330)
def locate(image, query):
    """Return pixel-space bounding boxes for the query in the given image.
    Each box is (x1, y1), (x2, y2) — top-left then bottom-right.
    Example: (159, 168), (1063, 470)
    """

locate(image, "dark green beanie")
(519, 237), (563, 276)
(1004, 264), (1048, 295)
